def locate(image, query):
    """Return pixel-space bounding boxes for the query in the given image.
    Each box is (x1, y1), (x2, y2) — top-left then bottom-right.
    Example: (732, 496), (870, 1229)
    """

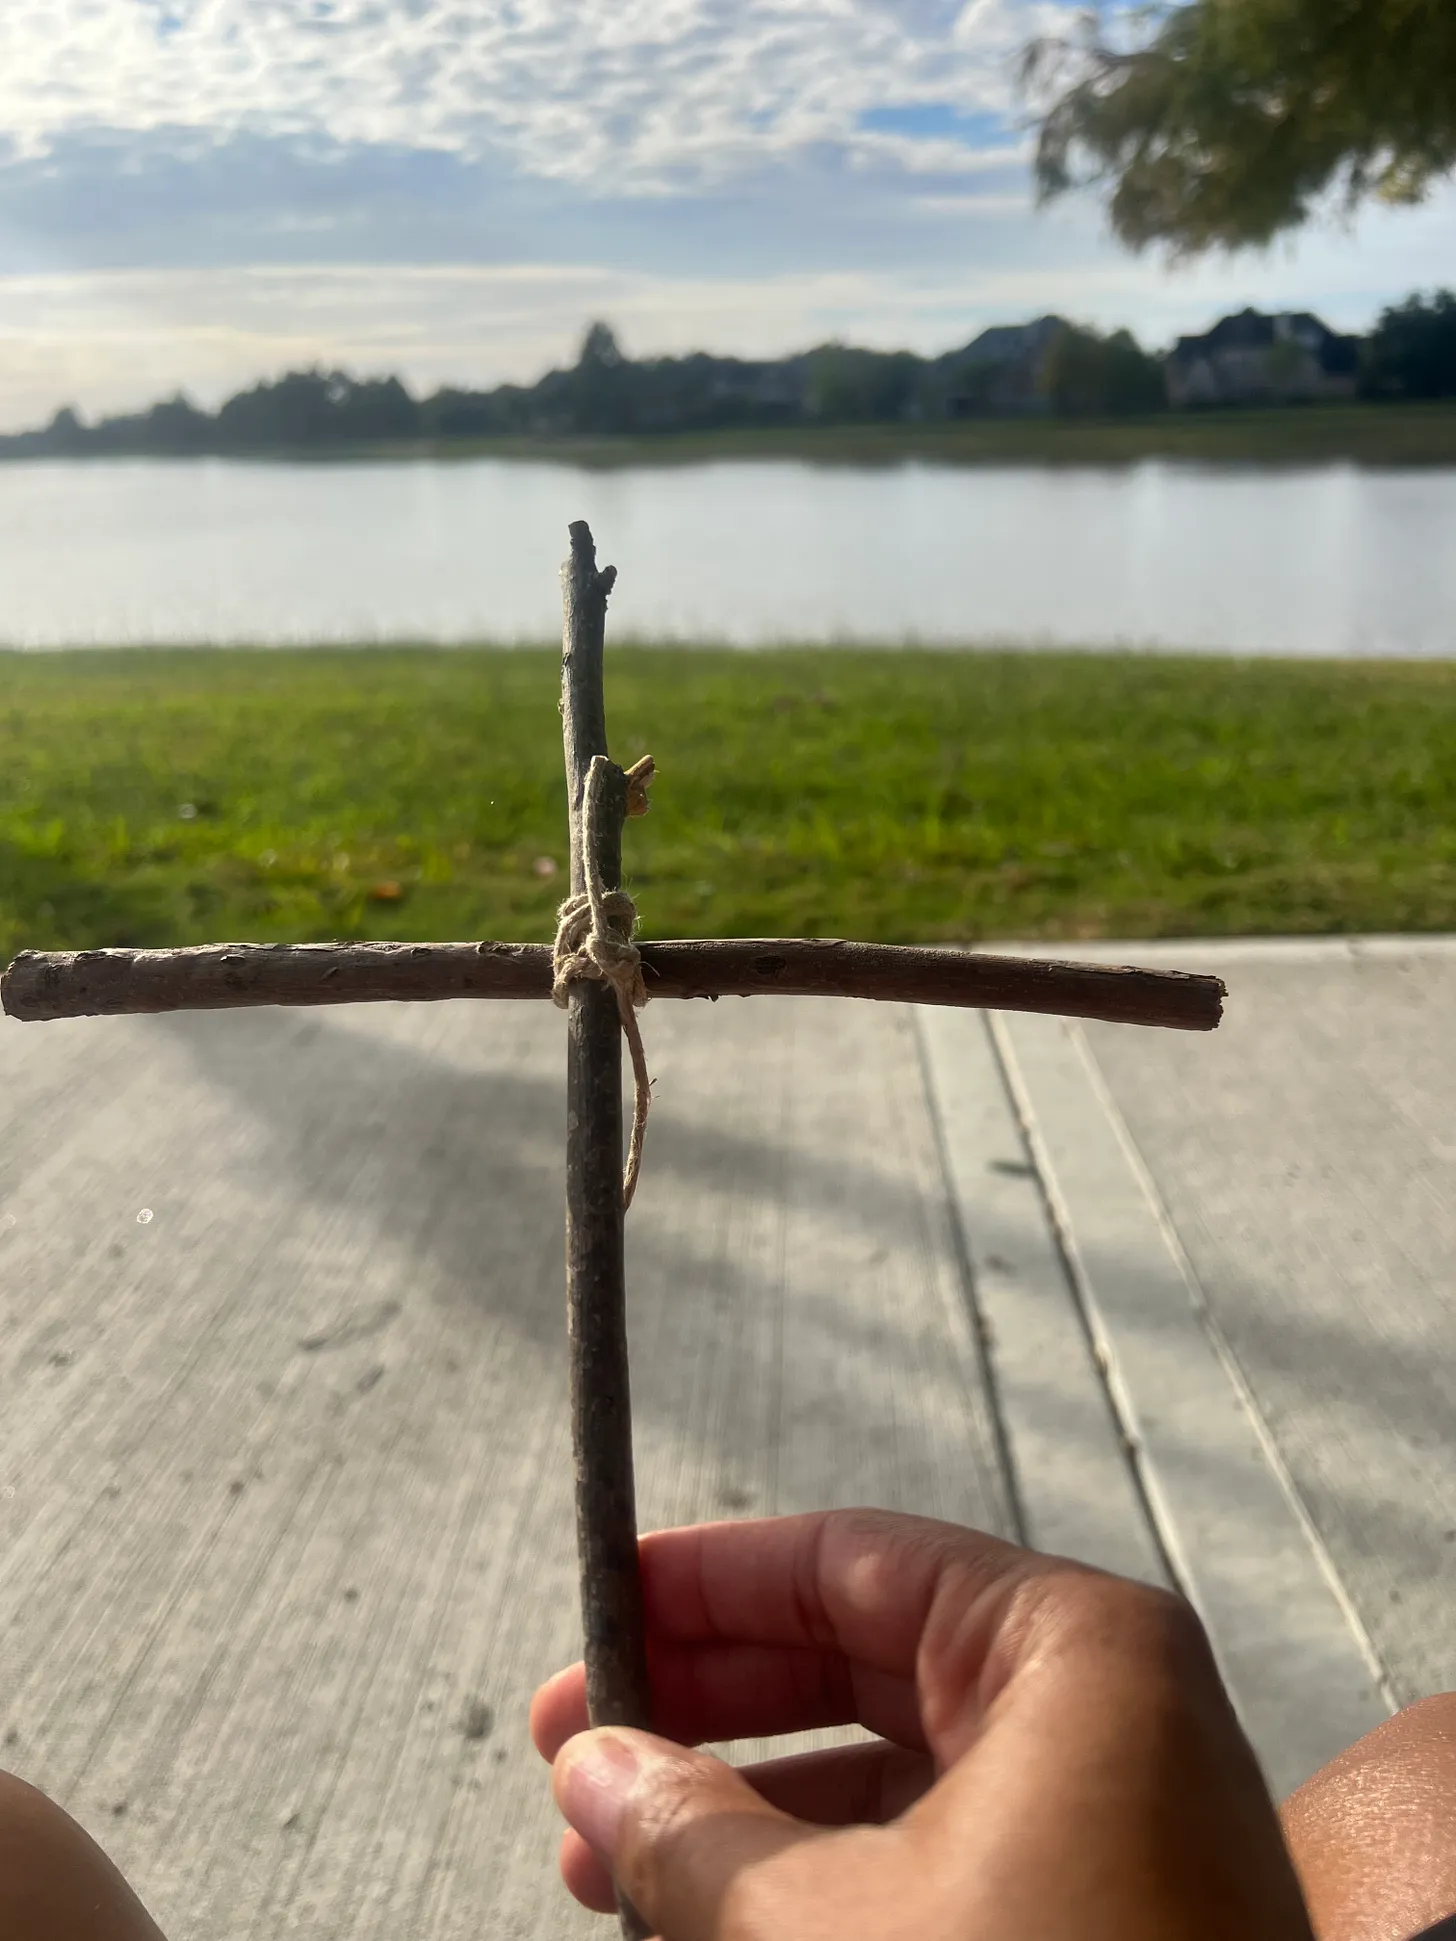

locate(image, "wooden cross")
(2, 521), (1224, 1937)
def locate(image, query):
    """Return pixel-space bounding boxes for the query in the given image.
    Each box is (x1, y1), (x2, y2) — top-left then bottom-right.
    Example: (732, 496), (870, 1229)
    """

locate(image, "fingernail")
(555, 1729), (644, 1861)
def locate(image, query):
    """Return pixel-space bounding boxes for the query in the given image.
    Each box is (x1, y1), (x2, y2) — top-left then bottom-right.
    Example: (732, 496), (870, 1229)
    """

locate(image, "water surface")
(1, 456), (1451, 655)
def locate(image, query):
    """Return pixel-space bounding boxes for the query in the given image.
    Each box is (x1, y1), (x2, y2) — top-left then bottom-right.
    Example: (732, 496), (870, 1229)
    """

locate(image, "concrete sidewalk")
(927, 936), (1456, 1796)
(0, 937), (1451, 1937)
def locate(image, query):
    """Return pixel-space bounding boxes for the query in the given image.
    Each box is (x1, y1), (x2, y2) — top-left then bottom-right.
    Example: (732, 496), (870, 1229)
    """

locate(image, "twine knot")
(552, 756), (653, 1209)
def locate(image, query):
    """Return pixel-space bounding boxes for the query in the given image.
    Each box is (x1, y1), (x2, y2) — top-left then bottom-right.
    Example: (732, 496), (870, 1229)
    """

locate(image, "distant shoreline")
(5, 403), (1456, 470)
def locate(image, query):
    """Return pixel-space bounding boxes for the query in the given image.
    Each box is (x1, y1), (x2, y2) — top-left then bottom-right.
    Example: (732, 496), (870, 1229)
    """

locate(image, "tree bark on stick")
(560, 521), (652, 1941)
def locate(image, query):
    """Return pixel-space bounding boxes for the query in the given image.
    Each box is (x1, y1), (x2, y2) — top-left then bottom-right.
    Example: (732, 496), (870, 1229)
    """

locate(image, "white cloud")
(0, 0), (1065, 188)
(0, 0), (1450, 430)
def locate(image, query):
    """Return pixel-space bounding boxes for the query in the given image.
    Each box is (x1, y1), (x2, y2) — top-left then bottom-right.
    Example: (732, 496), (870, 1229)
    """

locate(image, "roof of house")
(950, 316), (1069, 367)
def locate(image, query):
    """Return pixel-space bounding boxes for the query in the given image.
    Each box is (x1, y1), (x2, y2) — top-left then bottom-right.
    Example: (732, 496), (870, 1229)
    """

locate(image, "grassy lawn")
(260, 402), (1456, 470)
(2, 645), (1453, 960)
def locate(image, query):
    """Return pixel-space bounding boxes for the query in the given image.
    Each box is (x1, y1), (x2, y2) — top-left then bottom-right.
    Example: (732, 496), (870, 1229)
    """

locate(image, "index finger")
(639, 1508), (1035, 1678)
(531, 1512), (1093, 1767)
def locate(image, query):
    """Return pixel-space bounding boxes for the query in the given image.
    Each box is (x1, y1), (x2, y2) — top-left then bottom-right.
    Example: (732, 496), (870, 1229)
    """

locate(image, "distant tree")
(1362, 289), (1456, 397)
(627, 352), (721, 431)
(216, 370), (341, 448)
(579, 321), (625, 369)
(803, 344), (924, 422)
(567, 321), (639, 432)
(1027, 0), (1456, 252)
(43, 406), (88, 453)
(423, 386), (513, 438)
(333, 376), (421, 443)
(140, 396), (212, 453)
(1043, 325), (1168, 415)
(212, 369), (421, 448)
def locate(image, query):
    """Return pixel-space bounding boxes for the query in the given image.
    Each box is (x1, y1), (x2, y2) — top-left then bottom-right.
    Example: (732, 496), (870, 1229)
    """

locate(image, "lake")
(1, 456), (1453, 656)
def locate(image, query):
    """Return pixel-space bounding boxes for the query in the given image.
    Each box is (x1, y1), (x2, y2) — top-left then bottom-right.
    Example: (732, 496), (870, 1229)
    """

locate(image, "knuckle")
(619, 1755), (702, 1876)
(1028, 1565), (1217, 1679)
(1095, 1573), (1211, 1654)
(616, 1753), (741, 1916)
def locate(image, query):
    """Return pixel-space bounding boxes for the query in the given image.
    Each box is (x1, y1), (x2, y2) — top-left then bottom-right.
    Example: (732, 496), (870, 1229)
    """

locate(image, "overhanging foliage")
(1028, 0), (1456, 251)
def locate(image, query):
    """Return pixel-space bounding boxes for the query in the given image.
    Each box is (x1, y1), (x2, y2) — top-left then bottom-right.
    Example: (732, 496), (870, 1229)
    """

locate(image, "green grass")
(2, 646), (1454, 960)
(194, 402), (1456, 469)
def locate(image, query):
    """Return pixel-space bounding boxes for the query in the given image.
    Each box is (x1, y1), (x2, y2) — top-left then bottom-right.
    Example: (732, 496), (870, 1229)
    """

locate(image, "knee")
(1288, 1693), (1456, 1821)
(1282, 1695), (1456, 1941)
(1384, 1693), (1456, 1754)
(0, 1770), (166, 1938)
(1320, 1694), (1456, 1804)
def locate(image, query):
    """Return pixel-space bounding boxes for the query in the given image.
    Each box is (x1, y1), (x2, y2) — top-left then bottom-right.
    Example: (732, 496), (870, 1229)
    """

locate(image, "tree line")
(3, 293), (1454, 459)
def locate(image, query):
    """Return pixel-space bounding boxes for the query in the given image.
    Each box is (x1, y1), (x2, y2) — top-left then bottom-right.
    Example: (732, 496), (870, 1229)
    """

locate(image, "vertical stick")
(560, 521), (652, 1940)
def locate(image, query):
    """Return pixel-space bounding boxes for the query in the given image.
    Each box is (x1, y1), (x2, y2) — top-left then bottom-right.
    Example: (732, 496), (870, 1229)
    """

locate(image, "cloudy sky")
(1, 0), (1452, 430)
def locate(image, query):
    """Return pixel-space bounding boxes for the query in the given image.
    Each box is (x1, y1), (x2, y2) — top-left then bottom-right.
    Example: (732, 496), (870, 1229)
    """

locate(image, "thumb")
(553, 1727), (818, 1941)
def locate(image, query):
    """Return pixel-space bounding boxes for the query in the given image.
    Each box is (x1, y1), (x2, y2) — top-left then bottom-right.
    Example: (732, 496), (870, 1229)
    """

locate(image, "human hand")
(531, 1509), (1313, 1940)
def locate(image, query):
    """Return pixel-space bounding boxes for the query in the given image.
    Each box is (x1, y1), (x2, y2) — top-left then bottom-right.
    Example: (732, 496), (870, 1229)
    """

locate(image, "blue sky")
(1, 0), (1452, 430)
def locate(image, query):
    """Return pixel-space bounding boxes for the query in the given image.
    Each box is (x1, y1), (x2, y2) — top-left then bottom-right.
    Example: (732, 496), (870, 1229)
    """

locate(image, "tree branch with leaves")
(1026, 0), (1456, 253)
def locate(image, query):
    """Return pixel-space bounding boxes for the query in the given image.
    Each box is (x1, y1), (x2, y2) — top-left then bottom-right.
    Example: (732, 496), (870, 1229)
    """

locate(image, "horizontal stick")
(2, 939), (1224, 1031)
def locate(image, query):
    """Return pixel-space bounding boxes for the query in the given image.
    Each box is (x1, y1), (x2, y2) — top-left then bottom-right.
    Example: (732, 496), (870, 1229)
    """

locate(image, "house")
(1167, 309), (1361, 407)
(940, 316), (1070, 416)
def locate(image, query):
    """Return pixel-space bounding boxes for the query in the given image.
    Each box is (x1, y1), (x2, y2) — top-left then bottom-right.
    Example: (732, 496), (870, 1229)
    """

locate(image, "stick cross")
(2, 522), (1225, 1938)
